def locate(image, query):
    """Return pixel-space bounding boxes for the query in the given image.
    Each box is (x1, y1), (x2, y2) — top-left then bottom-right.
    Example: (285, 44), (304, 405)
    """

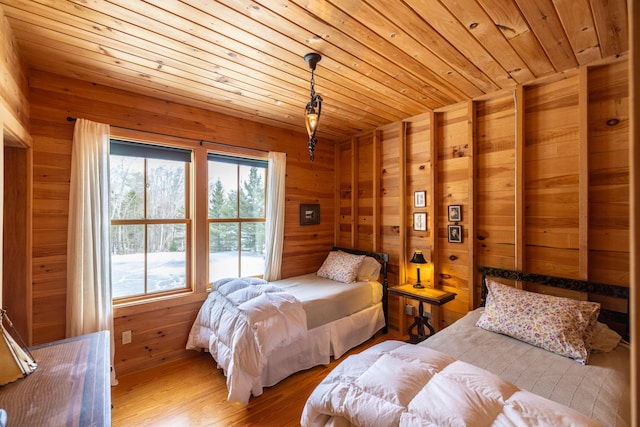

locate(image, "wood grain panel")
(0, 7), (29, 127)
(2, 147), (31, 342)
(336, 140), (353, 248)
(356, 134), (374, 250)
(475, 93), (516, 273)
(587, 60), (630, 286)
(435, 103), (472, 320)
(524, 75), (580, 277)
(405, 113), (432, 287)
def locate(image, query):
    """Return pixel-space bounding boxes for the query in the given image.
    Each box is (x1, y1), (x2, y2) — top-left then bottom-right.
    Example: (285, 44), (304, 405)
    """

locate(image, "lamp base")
(413, 283), (425, 289)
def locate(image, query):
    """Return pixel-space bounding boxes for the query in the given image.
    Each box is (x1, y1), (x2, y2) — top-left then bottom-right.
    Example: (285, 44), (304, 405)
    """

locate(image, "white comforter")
(301, 341), (602, 427)
(186, 277), (307, 404)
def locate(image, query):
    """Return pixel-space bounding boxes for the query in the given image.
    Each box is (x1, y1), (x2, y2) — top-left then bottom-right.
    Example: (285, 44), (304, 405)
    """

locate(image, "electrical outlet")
(404, 304), (414, 316)
(122, 330), (132, 345)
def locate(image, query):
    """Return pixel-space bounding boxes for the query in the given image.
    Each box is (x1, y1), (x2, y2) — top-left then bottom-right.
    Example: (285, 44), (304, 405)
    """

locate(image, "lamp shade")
(304, 107), (320, 137)
(0, 310), (37, 386)
(410, 251), (428, 264)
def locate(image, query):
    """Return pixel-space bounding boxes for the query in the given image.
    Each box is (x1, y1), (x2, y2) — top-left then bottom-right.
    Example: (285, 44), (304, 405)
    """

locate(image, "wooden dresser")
(0, 331), (111, 426)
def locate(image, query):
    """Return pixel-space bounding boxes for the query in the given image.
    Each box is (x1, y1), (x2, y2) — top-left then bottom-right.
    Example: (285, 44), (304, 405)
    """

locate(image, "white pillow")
(317, 250), (365, 283)
(357, 256), (382, 281)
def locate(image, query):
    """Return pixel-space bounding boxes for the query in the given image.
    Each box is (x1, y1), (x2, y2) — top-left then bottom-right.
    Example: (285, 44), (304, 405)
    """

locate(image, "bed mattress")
(420, 308), (630, 426)
(274, 273), (383, 329)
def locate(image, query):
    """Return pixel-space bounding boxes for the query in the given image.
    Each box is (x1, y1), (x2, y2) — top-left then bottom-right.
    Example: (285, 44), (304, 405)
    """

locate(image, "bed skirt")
(260, 302), (385, 388)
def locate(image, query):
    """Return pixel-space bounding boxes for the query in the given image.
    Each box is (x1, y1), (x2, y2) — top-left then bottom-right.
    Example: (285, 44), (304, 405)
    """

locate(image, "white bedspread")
(186, 277), (307, 404)
(301, 341), (602, 427)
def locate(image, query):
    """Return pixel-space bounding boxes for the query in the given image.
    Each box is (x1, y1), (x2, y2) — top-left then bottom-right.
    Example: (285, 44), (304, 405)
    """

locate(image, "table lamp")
(410, 250), (428, 288)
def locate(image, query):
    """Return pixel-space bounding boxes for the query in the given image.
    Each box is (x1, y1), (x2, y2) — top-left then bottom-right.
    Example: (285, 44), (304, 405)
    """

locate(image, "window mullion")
(236, 165), (242, 277)
(143, 159), (149, 296)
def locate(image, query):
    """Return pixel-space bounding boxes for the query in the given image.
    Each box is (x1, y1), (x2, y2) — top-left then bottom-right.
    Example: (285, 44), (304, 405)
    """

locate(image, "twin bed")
(186, 247), (389, 404)
(301, 266), (630, 426)
(186, 249), (630, 426)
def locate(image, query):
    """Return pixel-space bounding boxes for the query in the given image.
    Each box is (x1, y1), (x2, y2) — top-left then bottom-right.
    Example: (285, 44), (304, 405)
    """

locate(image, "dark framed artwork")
(414, 191), (426, 208)
(448, 225), (462, 243)
(300, 204), (320, 225)
(448, 205), (462, 222)
(413, 212), (427, 231)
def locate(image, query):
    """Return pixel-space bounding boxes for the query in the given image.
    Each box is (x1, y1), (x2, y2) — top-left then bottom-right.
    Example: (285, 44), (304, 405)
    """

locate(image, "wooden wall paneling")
(474, 93), (517, 303)
(428, 111), (437, 276)
(113, 295), (205, 376)
(372, 130), (381, 251)
(399, 121), (407, 284)
(631, 3), (639, 423)
(2, 146), (32, 343)
(336, 140), (353, 248)
(379, 123), (402, 332)
(579, 66), (590, 279)
(405, 113), (432, 279)
(350, 136), (358, 250)
(434, 102), (471, 323)
(0, 8), (30, 129)
(515, 86), (525, 274)
(397, 121), (407, 334)
(523, 74), (581, 278)
(587, 60), (630, 286)
(401, 115), (432, 334)
(356, 134), (372, 250)
(465, 101), (475, 311)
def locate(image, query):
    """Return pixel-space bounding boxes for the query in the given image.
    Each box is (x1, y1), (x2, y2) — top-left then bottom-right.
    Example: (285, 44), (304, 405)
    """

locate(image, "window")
(208, 154), (267, 282)
(109, 140), (192, 300)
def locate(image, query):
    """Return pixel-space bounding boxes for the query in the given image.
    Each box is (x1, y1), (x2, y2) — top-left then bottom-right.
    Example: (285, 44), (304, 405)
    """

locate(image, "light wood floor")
(111, 330), (402, 426)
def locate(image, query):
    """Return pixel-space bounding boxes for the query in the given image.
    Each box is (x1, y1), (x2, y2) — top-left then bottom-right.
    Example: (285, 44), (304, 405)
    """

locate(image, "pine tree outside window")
(207, 154), (267, 283)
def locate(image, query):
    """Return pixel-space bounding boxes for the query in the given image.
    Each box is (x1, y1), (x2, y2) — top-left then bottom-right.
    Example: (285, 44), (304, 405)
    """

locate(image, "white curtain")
(264, 152), (287, 281)
(66, 118), (117, 385)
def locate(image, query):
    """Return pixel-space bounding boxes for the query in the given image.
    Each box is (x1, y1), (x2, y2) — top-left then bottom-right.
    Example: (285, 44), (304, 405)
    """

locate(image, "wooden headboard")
(478, 266), (630, 341)
(333, 247), (389, 333)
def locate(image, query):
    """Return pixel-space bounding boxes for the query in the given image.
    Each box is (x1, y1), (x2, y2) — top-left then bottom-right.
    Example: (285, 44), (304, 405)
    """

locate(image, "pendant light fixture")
(304, 53), (323, 162)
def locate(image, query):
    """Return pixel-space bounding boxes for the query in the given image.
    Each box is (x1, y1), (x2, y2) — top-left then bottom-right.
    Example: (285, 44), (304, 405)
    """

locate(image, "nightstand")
(388, 284), (456, 344)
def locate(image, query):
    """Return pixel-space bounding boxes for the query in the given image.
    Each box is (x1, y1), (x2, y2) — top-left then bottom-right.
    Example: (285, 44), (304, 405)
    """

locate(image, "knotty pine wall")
(27, 70), (336, 375)
(337, 57), (630, 336)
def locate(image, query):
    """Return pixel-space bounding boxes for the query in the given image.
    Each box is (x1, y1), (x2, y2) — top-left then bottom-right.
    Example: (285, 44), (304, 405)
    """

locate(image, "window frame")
(207, 152), (268, 282)
(109, 138), (193, 303)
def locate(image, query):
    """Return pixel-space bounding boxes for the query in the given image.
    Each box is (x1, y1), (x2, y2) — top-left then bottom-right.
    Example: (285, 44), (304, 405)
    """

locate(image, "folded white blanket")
(301, 340), (603, 426)
(186, 277), (307, 404)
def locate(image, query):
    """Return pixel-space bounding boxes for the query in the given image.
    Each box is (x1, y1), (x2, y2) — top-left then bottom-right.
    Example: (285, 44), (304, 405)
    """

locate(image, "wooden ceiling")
(0, 0), (629, 140)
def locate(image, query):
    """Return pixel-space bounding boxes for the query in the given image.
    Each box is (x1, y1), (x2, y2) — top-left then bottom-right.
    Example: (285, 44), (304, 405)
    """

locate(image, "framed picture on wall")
(414, 191), (426, 208)
(448, 225), (462, 243)
(413, 212), (427, 231)
(448, 205), (462, 222)
(300, 204), (320, 225)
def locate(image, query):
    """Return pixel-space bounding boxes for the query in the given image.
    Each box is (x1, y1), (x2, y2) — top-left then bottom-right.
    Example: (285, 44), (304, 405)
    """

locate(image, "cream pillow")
(357, 256), (382, 281)
(476, 279), (600, 364)
(317, 250), (365, 283)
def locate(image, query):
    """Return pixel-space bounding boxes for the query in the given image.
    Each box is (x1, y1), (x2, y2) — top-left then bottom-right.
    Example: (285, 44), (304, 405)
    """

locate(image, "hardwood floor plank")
(111, 330), (403, 426)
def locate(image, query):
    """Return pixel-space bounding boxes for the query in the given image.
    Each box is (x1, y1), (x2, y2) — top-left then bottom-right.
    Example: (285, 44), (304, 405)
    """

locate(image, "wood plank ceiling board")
(0, 0), (629, 140)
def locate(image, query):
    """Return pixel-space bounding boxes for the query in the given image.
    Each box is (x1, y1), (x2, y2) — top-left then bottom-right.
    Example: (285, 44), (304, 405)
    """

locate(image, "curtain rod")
(66, 116), (269, 154)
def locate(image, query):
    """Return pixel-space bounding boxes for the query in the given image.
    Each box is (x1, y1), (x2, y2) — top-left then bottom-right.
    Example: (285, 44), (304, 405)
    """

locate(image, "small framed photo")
(413, 212), (427, 231)
(414, 191), (426, 208)
(448, 225), (463, 243)
(448, 205), (462, 222)
(300, 204), (320, 225)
